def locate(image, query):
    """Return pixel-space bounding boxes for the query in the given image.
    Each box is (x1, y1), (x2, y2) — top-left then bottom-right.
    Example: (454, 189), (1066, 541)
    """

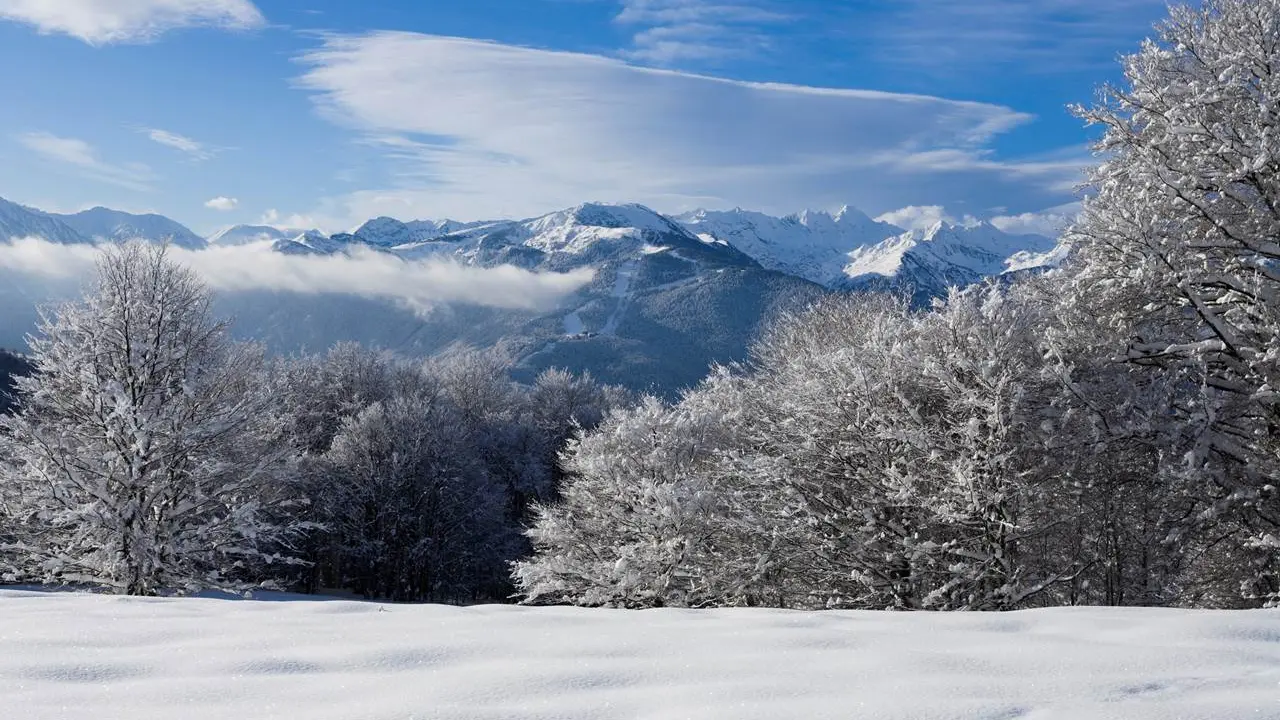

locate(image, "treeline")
(0, 243), (626, 600)
(518, 284), (1270, 609)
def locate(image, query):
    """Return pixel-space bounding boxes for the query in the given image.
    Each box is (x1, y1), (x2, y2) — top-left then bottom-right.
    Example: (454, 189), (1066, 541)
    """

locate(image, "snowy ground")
(1, 590), (1278, 720)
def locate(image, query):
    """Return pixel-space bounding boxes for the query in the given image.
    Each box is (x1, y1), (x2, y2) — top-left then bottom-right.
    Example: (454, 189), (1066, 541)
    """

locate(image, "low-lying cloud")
(0, 237), (594, 314)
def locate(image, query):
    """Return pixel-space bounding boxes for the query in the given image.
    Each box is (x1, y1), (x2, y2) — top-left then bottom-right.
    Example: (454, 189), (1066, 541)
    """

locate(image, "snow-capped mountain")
(394, 202), (757, 270)
(351, 216), (485, 248)
(225, 202), (819, 394)
(0, 195), (1064, 395)
(52, 207), (205, 249)
(677, 206), (906, 286)
(677, 206), (1058, 294)
(841, 221), (1059, 296)
(206, 224), (305, 247)
(0, 197), (89, 245)
(272, 230), (351, 256)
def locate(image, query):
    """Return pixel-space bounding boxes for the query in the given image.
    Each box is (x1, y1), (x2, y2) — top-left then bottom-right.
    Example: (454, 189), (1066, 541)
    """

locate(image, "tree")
(319, 384), (508, 602)
(514, 382), (744, 608)
(0, 243), (300, 595)
(518, 288), (1087, 611)
(1069, 0), (1280, 605)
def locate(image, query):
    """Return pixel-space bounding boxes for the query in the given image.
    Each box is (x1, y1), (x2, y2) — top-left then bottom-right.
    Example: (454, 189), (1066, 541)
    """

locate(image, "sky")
(0, 0), (1176, 236)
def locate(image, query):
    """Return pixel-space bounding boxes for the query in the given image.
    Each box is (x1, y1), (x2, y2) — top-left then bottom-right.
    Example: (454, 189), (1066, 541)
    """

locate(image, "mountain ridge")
(0, 195), (1066, 396)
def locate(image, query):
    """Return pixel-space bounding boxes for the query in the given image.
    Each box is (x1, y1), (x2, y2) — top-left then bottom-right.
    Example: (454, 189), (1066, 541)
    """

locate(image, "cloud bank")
(292, 32), (1085, 229)
(0, 0), (265, 44)
(0, 238), (594, 313)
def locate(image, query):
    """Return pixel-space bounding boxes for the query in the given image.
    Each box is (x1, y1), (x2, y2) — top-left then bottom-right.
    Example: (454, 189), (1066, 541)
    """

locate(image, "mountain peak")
(56, 206), (205, 249)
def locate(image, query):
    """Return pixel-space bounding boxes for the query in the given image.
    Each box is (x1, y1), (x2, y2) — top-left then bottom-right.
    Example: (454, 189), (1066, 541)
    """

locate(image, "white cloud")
(990, 202), (1081, 238)
(876, 205), (969, 232)
(257, 208), (323, 231)
(876, 201), (1082, 238)
(16, 132), (154, 192)
(292, 32), (1078, 228)
(204, 196), (238, 211)
(147, 128), (215, 161)
(0, 0), (265, 44)
(0, 237), (593, 313)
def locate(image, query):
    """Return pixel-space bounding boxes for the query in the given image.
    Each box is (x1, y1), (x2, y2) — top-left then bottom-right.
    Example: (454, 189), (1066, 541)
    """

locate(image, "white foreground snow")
(0, 590), (1277, 720)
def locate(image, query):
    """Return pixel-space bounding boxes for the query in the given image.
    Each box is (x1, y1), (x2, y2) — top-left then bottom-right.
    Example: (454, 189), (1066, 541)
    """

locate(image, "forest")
(2, 0), (1280, 610)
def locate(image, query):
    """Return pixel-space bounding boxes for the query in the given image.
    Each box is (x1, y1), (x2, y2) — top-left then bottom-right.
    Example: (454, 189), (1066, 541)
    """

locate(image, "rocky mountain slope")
(0, 195), (1062, 395)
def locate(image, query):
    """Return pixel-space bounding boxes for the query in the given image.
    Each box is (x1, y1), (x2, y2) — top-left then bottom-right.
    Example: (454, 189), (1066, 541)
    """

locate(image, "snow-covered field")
(1, 590), (1277, 720)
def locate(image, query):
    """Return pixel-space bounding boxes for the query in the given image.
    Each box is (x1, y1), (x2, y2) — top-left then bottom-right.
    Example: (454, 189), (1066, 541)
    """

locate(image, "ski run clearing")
(0, 590), (1278, 719)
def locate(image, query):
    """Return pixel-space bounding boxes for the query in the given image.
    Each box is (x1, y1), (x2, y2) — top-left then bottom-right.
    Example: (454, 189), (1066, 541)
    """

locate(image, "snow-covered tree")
(519, 287), (1090, 610)
(0, 243), (301, 595)
(319, 382), (508, 602)
(1069, 0), (1280, 605)
(515, 376), (749, 608)
(731, 288), (1077, 610)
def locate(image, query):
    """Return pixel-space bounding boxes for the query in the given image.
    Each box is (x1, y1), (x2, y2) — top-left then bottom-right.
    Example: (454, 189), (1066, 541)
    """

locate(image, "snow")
(600, 261), (637, 336)
(843, 221), (1061, 286)
(54, 207), (206, 250)
(0, 197), (90, 246)
(678, 206), (904, 286)
(0, 590), (1277, 720)
(206, 225), (301, 247)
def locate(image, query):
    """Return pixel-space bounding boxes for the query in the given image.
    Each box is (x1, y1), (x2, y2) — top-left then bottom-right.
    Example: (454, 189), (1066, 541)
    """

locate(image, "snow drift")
(0, 590), (1276, 720)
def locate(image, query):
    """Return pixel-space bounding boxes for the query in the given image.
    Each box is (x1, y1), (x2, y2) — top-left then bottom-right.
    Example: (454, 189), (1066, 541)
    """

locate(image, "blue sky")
(0, 0), (1174, 235)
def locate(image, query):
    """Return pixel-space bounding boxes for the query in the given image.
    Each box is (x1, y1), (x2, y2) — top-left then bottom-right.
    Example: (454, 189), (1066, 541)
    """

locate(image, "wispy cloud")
(205, 196), (238, 211)
(0, 237), (594, 313)
(0, 0), (265, 45)
(291, 32), (1077, 227)
(861, 0), (1168, 73)
(16, 132), (154, 192)
(146, 128), (216, 161)
(614, 0), (789, 64)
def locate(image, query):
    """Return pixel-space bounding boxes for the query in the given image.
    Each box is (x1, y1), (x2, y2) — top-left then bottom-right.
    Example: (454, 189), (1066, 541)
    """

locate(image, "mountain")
(52, 207), (205, 249)
(677, 206), (1058, 296)
(0, 197), (88, 244)
(0, 196), (1063, 396)
(228, 202), (822, 394)
(677, 206), (905, 286)
(840, 221), (1059, 298)
(207, 224), (304, 246)
(273, 230), (352, 256)
(352, 217), (486, 248)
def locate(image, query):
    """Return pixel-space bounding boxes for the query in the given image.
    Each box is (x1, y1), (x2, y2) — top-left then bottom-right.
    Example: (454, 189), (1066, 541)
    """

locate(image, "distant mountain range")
(0, 195), (1064, 395)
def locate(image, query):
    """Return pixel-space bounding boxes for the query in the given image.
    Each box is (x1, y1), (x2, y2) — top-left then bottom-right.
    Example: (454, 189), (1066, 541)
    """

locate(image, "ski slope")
(0, 589), (1277, 720)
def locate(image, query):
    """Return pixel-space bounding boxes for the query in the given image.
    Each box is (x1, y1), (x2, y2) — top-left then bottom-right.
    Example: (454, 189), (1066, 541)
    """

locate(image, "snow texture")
(0, 590), (1276, 719)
